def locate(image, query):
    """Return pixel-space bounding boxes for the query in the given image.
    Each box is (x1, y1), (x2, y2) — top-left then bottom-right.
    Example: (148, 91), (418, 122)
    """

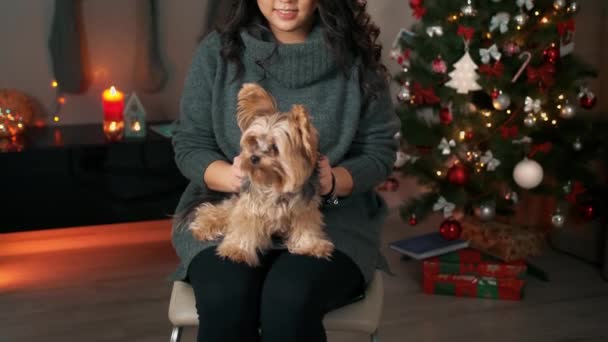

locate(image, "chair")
(168, 270), (384, 342)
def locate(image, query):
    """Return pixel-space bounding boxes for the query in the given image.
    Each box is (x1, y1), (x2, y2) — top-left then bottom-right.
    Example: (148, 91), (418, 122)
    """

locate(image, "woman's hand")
(318, 155), (333, 196)
(203, 156), (244, 193)
(229, 155), (244, 193)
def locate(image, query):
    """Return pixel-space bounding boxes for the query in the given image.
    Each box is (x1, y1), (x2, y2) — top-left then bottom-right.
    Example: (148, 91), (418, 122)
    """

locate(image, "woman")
(170, 1), (400, 341)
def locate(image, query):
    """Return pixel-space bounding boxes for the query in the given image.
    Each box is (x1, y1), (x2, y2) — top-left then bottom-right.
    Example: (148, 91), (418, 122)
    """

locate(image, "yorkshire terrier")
(189, 83), (334, 266)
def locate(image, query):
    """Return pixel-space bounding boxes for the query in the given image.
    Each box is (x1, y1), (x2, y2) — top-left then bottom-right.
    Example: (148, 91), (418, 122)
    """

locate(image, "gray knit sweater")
(170, 22), (400, 285)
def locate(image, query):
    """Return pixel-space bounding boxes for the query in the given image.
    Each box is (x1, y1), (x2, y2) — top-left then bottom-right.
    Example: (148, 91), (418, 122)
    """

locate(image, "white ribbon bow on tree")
(524, 96), (542, 113)
(480, 150), (501, 171)
(426, 26), (443, 37)
(489, 12), (510, 33)
(438, 138), (456, 155)
(516, 0), (534, 10)
(433, 196), (456, 218)
(479, 44), (502, 64)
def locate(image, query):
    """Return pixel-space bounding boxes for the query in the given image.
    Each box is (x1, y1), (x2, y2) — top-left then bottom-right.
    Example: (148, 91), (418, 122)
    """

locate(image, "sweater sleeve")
(337, 83), (401, 195)
(172, 32), (228, 187)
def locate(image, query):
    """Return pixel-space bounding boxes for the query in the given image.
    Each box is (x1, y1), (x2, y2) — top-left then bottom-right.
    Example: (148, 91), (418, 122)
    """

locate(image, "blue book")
(389, 232), (469, 260)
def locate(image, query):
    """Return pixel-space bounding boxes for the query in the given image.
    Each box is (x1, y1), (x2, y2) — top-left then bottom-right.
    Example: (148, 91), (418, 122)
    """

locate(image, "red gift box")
(423, 273), (525, 300)
(423, 248), (527, 279)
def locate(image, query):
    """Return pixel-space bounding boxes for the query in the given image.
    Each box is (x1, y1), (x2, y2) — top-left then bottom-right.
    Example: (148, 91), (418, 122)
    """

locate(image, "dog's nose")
(250, 155), (260, 165)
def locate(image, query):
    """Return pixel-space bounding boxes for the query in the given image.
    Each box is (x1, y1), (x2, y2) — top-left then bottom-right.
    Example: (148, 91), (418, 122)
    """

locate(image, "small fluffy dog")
(189, 83), (334, 266)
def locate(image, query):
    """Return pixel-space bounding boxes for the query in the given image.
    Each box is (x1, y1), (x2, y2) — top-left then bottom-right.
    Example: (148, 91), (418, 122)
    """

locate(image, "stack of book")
(390, 232), (527, 300)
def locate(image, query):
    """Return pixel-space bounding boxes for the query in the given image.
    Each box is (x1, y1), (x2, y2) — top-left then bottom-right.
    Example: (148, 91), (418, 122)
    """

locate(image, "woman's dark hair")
(216, 0), (389, 104)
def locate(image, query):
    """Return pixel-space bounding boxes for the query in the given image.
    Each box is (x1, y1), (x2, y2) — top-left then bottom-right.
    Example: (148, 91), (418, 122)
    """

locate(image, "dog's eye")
(270, 143), (279, 154)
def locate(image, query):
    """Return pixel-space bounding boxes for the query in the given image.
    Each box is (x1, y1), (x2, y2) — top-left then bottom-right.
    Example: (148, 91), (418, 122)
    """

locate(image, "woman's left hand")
(318, 155), (333, 196)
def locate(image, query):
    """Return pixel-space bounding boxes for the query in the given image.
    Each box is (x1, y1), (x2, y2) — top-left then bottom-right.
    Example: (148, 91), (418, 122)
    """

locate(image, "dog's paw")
(289, 239), (334, 260)
(216, 242), (260, 267)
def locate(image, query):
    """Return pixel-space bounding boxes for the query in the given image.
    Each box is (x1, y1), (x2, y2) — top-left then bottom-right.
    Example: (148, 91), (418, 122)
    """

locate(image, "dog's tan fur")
(189, 83), (334, 266)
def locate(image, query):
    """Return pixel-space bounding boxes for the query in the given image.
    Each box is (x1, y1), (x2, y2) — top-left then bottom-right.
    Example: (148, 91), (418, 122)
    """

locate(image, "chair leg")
(170, 326), (183, 342)
(370, 329), (379, 342)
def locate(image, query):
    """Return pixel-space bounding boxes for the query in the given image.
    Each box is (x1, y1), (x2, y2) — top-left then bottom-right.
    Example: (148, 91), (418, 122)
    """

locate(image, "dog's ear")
(290, 104), (319, 163)
(236, 83), (277, 131)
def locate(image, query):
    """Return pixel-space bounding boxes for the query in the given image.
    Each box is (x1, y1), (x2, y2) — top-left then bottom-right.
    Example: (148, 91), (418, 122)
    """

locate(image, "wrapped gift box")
(460, 218), (545, 262)
(423, 273), (525, 300)
(423, 248), (527, 279)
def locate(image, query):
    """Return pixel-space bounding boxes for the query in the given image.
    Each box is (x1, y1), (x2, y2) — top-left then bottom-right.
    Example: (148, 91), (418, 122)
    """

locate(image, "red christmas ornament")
(447, 164), (470, 186)
(543, 46), (560, 64)
(465, 131), (474, 140)
(439, 219), (462, 240)
(432, 56), (447, 74)
(439, 107), (453, 125)
(503, 41), (520, 57)
(409, 0), (423, 7)
(579, 203), (596, 220)
(409, 214), (418, 226)
(579, 94), (597, 109)
(491, 89), (500, 99)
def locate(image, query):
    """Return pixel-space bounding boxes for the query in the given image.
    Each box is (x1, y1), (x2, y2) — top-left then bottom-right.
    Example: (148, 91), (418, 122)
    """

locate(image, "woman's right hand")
(204, 156), (244, 193)
(228, 155), (244, 193)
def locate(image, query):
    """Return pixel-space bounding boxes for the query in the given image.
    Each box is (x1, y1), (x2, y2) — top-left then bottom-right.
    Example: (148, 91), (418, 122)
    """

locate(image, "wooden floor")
(2, 180), (608, 342)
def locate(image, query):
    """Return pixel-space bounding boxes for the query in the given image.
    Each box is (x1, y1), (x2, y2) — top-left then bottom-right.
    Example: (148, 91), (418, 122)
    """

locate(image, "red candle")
(102, 86), (125, 121)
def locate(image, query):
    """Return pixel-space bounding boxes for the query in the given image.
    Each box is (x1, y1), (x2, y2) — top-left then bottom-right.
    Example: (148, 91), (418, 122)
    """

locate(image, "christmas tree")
(391, 0), (605, 234)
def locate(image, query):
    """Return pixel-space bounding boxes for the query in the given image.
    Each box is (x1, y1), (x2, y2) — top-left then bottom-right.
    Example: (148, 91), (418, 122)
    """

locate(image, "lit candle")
(102, 86), (125, 122)
(102, 86), (125, 141)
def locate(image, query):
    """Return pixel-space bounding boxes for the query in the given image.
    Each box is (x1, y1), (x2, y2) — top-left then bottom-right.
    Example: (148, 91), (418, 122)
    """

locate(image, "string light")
(506, 109), (512, 114)
(551, 119), (557, 125)
(481, 109), (492, 117)
(534, 11), (540, 16)
(436, 170), (443, 176)
(51, 80), (64, 123)
(486, 122), (492, 128)
(558, 94), (565, 100)
(517, 25), (522, 30)
(540, 17), (550, 24)
(459, 131), (466, 141)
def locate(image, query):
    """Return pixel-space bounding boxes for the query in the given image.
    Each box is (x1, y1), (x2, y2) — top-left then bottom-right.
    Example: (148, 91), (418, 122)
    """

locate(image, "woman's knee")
(261, 275), (320, 318)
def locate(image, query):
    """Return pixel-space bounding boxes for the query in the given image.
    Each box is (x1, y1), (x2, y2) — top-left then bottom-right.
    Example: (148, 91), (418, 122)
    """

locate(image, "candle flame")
(109, 121), (117, 131)
(110, 86), (117, 96)
(51, 80), (58, 88)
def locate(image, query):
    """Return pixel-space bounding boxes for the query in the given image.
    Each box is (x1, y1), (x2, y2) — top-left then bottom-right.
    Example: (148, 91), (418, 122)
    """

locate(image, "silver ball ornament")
(514, 13), (529, 26)
(523, 114), (536, 127)
(567, 2), (579, 13)
(397, 87), (411, 102)
(477, 202), (496, 221)
(492, 93), (511, 110)
(560, 104), (576, 119)
(553, 0), (566, 10)
(573, 138), (583, 151)
(551, 211), (565, 228)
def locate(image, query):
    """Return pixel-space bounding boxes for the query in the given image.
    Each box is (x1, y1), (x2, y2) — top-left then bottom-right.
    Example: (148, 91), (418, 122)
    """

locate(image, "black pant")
(187, 246), (365, 342)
